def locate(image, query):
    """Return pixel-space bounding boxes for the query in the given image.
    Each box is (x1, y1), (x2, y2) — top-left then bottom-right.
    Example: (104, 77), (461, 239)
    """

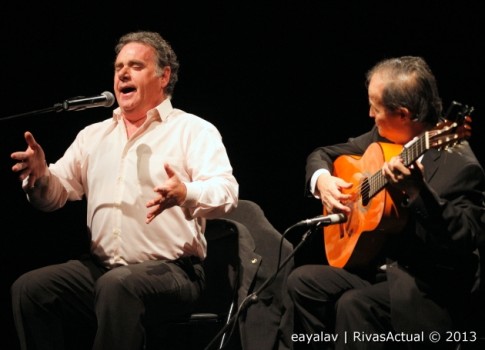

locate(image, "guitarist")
(288, 56), (485, 350)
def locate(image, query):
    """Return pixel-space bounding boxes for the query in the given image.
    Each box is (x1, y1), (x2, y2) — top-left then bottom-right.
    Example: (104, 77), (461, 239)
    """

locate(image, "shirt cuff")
(182, 181), (201, 207)
(22, 167), (51, 192)
(310, 169), (330, 198)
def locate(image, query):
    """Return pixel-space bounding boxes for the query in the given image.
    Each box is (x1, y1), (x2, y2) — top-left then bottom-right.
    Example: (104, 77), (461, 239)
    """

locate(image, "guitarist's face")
(368, 73), (418, 145)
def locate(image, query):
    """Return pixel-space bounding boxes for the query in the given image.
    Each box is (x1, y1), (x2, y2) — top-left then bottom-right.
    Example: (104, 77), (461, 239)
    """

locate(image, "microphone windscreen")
(101, 91), (115, 107)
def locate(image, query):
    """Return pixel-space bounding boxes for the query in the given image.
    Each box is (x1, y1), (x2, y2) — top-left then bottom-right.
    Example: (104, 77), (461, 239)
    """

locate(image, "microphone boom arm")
(1, 91), (115, 121)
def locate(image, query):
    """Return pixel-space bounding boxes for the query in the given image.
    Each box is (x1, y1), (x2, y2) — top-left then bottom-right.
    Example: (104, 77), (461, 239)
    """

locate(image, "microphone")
(61, 91), (115, 111)
(296, 213), (347, 226)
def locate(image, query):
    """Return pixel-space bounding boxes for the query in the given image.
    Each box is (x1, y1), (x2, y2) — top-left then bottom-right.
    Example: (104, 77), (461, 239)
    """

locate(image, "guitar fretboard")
(362, 121), (463, 202)
(364, 130), (433, 201)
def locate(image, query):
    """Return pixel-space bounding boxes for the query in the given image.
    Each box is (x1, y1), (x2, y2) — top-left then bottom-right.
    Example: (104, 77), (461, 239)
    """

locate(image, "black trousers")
(287, 264), (462, 350)
(287, 264), (391, 350)
(11, 255), (205, 350)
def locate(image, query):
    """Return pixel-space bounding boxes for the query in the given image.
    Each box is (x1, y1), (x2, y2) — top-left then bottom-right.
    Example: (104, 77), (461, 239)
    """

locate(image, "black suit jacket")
(306, 125), (485, 332)
(222, 200), (294, 350)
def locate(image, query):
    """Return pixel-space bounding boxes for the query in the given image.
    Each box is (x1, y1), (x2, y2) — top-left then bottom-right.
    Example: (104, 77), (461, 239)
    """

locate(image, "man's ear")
(398, 107), (413, 120)
(160, 66), (171, 88)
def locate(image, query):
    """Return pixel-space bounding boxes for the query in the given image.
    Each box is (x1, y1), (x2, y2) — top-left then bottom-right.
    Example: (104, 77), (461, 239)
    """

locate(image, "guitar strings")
(352, 134), (427, 203)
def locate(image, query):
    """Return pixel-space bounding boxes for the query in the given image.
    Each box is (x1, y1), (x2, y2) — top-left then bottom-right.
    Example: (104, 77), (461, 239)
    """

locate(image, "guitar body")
(324, 142), (407, 269)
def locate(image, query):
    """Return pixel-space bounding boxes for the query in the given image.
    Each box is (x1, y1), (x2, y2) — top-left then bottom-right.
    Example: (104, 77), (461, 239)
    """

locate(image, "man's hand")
(11, 131), (47, 189)
(145, 163), (187, 224)
(382, 156), (424, 200)
(316, 173), (353, 214)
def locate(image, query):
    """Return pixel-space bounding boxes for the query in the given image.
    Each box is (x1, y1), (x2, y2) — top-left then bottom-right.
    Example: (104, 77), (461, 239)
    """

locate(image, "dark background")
(1, 1), (483, 349)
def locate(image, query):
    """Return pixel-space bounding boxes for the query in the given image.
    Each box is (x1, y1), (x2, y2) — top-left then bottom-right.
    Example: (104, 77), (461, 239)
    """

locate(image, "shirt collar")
(111, 98), (174, 123)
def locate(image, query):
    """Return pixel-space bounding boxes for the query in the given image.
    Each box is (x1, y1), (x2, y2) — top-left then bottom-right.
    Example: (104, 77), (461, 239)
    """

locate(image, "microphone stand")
(1, 103), (65, 122)
(203, 220), (327, 350)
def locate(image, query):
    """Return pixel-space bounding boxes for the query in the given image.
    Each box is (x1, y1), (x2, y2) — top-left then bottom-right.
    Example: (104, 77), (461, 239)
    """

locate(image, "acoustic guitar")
(323, 104), (473, 270)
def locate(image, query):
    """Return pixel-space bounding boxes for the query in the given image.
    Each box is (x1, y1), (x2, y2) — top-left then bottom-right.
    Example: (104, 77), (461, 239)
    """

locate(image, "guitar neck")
(367, 133), (428, 199)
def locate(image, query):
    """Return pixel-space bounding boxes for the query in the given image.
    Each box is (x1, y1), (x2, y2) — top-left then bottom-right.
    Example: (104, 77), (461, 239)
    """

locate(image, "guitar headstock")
(444, 100), (474, 122)
(428, 101), (474, 151)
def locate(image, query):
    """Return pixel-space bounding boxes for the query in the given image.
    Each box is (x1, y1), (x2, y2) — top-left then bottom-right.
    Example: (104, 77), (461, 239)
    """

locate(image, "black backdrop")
(1, 1), (483, 349)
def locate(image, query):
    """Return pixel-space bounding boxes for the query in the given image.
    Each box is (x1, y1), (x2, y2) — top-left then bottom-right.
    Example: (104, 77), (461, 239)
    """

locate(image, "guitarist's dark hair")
(365, 56), (443, 126)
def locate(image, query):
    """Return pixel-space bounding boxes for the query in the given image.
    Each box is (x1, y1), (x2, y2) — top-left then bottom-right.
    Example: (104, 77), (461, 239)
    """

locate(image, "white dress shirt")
(26, 99), (239, 267)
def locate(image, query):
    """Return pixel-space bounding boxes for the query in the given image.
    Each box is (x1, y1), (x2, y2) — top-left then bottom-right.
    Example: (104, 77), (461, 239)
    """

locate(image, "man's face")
(114, 42), (169, 121)
(368, 73), (406, 144)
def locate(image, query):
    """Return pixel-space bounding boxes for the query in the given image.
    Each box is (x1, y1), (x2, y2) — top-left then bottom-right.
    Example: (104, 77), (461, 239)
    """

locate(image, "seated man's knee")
(287, 266), (309, 299)
(288, 265), (333, 301)
(11, 270), (49, 303)
(95, 267), (133, 296)
(336, 289), (367, 311)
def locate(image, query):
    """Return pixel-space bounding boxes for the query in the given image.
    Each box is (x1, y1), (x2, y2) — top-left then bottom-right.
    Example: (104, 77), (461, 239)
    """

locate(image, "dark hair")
(365, 56), (442, 125)
(115, 31), (179, 97)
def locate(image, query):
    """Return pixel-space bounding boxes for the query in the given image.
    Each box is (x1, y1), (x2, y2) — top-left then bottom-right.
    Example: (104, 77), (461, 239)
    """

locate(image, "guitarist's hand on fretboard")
(316, 172), (353, 214)
(382, 156), (425, 202)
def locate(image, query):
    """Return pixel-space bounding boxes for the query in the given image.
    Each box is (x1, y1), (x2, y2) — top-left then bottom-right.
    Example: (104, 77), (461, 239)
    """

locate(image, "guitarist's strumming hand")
(382, 156), (425, 202)
(316, 172), (353, 214)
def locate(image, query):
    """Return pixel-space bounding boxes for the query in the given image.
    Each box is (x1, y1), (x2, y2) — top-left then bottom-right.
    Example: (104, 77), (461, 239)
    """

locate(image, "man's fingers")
(164, 163), (175, 178)
(24, 131), (39, 149)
